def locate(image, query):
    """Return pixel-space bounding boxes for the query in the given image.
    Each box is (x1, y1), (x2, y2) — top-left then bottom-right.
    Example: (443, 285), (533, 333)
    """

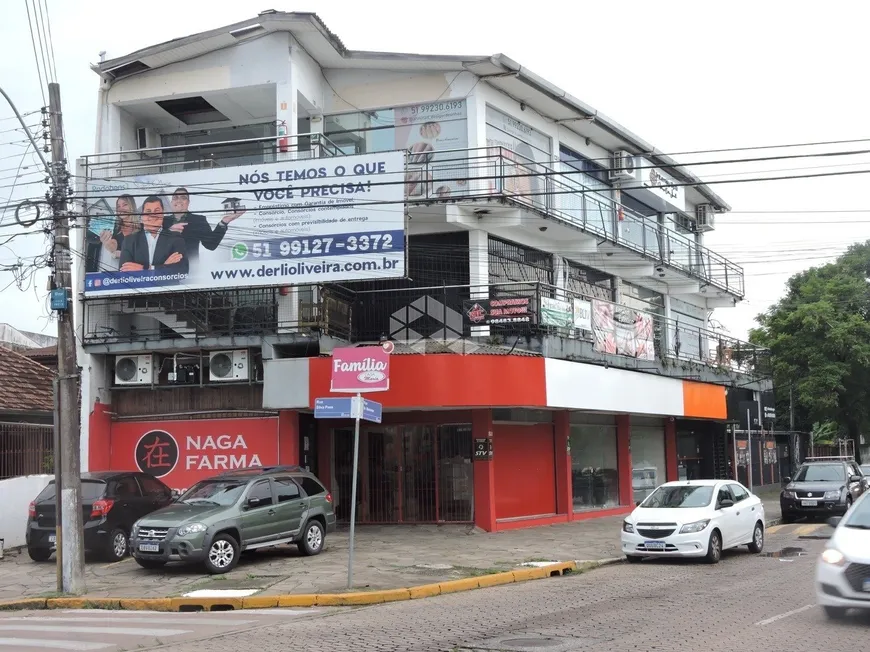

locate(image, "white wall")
(0, 475), (52, 550)
(322, 69), (473, 113)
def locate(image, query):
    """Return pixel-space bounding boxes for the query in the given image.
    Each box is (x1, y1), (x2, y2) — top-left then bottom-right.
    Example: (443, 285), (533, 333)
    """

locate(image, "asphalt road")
(3, 522), (865, 652)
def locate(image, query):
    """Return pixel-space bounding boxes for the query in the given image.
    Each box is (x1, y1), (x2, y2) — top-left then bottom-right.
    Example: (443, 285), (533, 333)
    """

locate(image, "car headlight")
(821, 548), (847, 566)
(824, 490), (841, 500)
(622, 520), (634, 534)
(131, 522), (140, 537)
(176, 523), (207, 537)
(782, 490), (796, 499)
(679, 519), (710, 534)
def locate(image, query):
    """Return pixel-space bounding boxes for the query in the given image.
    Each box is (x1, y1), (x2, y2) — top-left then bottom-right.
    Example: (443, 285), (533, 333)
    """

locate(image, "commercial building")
(75, 11), (774, 531)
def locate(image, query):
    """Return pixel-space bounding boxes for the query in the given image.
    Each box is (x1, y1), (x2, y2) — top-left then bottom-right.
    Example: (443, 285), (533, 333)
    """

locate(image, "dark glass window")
(274, 478), (301, 502)
(298, 477), (326, 497)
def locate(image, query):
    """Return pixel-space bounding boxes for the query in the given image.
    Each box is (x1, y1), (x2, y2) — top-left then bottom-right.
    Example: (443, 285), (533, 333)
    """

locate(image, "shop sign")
(474, 438), (493, 460)
(463, 297), (531, 325)
(540, 297), (573, 328)
(112, 418), (279, 490)
(572, 299), (592, 331)
(330, 345), (390, 393)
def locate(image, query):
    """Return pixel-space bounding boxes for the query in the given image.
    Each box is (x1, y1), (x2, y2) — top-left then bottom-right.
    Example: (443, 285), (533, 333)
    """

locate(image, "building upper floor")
(80, 11), (742, 302)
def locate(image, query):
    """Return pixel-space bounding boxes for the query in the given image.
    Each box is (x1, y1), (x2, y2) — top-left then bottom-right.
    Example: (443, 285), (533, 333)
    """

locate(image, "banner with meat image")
(591, 301), (655, 361)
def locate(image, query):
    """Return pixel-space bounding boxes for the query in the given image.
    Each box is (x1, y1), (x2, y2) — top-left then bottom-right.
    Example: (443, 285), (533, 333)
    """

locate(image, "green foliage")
(810, 421), (840, 446)
(751, 242), (870, 439)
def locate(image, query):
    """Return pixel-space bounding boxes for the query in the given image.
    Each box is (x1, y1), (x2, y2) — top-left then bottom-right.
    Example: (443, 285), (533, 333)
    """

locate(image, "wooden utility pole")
(48, 82), (85, 594)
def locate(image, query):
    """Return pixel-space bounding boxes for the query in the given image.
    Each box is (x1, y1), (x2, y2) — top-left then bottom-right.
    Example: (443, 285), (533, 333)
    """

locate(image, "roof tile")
(0, 346), (55, 413)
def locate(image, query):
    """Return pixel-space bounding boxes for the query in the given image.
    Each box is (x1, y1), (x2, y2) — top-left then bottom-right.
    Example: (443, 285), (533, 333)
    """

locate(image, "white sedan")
(816, 491), (870, 619)
(621, 479), (766, 564)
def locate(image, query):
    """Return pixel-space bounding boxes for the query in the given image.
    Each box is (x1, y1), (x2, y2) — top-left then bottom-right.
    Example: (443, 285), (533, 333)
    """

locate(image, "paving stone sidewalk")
(0, 494), (782, 601)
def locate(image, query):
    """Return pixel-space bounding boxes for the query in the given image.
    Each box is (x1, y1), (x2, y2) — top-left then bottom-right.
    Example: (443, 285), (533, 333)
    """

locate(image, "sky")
(1, 0), (869, 340)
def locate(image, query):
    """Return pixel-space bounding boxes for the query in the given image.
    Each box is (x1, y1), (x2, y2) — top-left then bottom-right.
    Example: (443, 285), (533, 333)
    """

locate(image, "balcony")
(79, 136), (744, 298)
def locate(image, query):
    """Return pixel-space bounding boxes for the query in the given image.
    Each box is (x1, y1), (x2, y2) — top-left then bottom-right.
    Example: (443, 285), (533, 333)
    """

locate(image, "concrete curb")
(0, 561), (582, 612)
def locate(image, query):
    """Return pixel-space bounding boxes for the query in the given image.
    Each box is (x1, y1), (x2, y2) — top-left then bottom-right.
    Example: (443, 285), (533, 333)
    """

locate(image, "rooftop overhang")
(92, 11), (729, 213)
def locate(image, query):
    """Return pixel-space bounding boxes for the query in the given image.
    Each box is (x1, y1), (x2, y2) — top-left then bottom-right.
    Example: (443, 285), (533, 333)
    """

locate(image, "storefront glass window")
(569, 413), (619, 511)
(631, 418), (666, 503)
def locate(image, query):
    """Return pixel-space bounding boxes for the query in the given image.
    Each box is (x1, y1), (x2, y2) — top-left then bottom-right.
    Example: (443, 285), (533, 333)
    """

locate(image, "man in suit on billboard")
(120, 195), (189, 274)
(165, 186), (244, 263)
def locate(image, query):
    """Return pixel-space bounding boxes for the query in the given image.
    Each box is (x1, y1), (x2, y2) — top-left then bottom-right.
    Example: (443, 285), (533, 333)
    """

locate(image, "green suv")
(129, 466), (336, 574)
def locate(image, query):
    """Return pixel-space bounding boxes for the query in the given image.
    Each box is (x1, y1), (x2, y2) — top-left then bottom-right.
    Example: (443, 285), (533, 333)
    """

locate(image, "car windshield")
(861, 466), (870, 475)
(641, 485), (714, 508)
(842, 496), (870, 530)
(178, 480), (247, 506)
(794, 464), (845, 483)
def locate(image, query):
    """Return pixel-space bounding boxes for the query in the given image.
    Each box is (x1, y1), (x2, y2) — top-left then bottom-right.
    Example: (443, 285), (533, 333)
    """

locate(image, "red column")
(317, 420), (331, 489)
(278, 410), (300, 466)
(472, 408), (496, 532)
(665, 417), (678, 481)
(554, 411), (573, 518)
(616, 414), (633, 506)
(88, 402), (112, 472)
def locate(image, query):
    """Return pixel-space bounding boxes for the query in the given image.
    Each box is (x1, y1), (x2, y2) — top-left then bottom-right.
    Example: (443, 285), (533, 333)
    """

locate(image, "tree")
(750, 242), (870, 448)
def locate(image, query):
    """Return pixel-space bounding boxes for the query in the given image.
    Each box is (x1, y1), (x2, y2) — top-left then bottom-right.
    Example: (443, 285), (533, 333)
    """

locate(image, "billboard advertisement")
(110, 418), (279, 491)
(83, 152), (407, 297)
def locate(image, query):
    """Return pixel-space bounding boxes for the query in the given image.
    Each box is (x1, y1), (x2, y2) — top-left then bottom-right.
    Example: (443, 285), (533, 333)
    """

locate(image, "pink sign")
(330, 346), (390, 393)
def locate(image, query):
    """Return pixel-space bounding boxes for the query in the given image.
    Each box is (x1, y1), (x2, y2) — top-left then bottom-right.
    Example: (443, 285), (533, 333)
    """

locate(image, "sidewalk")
(0, 494), (782, 601)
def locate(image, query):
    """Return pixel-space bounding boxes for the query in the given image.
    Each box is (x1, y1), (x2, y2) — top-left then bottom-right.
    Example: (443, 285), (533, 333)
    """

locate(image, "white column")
(663, 293), (674, 359)
(276, 60), (299, 327)
(469, 229), (489, 337)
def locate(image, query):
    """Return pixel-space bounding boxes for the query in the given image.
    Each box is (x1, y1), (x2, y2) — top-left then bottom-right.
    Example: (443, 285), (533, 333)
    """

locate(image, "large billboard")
(83, 151), (407, 297)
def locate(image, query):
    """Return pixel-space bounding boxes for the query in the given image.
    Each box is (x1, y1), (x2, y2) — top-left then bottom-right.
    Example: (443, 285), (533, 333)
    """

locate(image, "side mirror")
(850, 475), (862, 483)
(718, 499), (734, 509)
(246, 497), (261, 509)
(783, 477), (791, 484)
(827, 516), (843, 528)
(635, 501), (641, 507)
(170, 489), (180, 500)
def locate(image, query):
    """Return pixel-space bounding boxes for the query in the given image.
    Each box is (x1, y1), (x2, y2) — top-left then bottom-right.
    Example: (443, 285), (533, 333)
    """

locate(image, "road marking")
(794, 524), (821, 536)
(0, 639), (111, 650)
(755, 604), (815, 626)
(7, 616), (255, 626)
(0, 624), (190, 636)
(766, 525), (785, 534)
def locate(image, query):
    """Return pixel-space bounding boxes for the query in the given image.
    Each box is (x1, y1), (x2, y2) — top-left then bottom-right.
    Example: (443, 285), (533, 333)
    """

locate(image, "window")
(36, 481), (106, 502)
(558, 146), (613, 236)
(717, 486), (734, 506)
(569, 413), (618, 511)
(849, 462), (861, 478)
(486, 106), (551, 212)
(246, 480), (273, 506)
(298, 477), (326, 497)
(631, 418), (667, 504)
(488, 236), (553, 287)
(729, 484), (749, 503)
(137, 474), (169, 497)
(112, 476), (140, 498)
(274, 478), (301, 502)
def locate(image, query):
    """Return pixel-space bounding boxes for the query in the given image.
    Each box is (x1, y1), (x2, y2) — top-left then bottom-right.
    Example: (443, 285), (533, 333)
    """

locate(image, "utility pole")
(47, 82), (85, 594)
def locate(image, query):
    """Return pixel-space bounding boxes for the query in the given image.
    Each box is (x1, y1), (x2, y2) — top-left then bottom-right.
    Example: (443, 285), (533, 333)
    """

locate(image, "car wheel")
(705, 529), (722, 564)
(845, 496), (853, 513)
(134, 558), (166, 571)
(747, 522), (764, 554)
(297, 520), (325, 556)
(28, 547), (51, 562)
(204, 534), (239, 574)
(625, 555), (643, 563)
(104, 528), (129, 562)
(823, 606), (848, 619)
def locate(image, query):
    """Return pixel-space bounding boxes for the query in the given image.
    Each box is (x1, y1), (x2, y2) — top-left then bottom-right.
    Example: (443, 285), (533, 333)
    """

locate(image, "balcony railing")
(79, 139), (744, 297)
(345, 281), (768, 378)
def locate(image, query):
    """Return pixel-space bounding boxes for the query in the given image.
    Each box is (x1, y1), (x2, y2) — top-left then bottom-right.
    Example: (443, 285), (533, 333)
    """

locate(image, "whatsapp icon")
(231, 243), (248, 260)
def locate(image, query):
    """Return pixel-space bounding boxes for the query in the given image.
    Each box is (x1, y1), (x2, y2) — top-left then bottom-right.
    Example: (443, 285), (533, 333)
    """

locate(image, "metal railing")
(344, 281), (768, 377)
(0, 422), (53, 480)
(79, 137), (744, 298)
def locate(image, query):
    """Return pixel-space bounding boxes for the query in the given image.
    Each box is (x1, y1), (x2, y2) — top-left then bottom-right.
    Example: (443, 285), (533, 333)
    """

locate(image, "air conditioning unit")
(114, 354), (155, 385)
(136, 127), (161, 157)
(209, 350), (249, 382)
(609, 150), (638, 182)
(695, 204), (716, 232)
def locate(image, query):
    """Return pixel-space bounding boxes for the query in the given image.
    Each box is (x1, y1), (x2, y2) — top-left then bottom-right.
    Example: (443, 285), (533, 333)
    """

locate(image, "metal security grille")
(332, 423), (473, 524)
(0, 422), (54, 479)
(488, 236), (554, 286)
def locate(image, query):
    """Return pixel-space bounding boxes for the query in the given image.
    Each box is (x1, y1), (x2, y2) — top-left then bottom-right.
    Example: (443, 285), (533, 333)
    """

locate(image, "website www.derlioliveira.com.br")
(211, 256), (400, 281)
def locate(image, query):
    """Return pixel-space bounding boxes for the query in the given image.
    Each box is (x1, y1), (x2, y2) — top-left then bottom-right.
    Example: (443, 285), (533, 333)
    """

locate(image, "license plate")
(644, 540), (666, 550)
(138, 543), (159, 553)
(802, 500), (818, 507)
(48, 535), (56, 544)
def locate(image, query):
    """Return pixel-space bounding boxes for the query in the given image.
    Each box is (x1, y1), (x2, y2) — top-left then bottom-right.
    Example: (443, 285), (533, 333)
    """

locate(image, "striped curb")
(0, 561), (580, 612)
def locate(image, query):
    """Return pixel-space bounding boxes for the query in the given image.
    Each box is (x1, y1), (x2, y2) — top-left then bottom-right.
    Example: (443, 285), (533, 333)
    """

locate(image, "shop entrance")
(332, 423), (473, 524)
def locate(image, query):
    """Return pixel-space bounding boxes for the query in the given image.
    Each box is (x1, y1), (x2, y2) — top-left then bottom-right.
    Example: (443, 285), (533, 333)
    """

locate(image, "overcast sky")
(1, 0), (868, 339)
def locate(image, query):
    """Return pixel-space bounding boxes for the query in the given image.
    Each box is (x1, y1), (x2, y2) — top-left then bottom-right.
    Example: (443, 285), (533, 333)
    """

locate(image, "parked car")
(621, 479), (765, 564)
(816, 492), (870, 619)
(780, 458), (865, 523)
(129, 465), (336, 574)
(26, 471), (174, 562)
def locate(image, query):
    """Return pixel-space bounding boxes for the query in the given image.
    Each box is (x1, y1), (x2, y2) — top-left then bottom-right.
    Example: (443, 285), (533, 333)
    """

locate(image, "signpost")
(315, 344), (390, 589)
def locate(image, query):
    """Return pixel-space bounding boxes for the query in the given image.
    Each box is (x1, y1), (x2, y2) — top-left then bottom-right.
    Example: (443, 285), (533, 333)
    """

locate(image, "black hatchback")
(26, 471), (174, 562)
